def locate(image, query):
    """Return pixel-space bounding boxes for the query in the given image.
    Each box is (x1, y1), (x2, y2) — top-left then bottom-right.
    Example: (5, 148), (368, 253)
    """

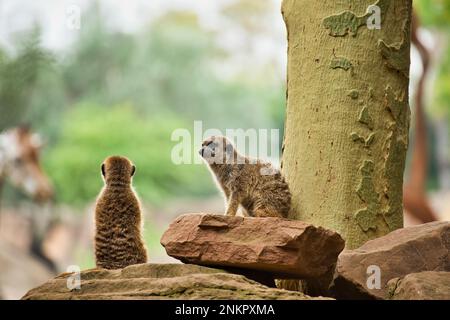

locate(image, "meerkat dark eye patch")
(101, 164), (106, 177)
(131, 165), (136, 177)
(225, 143), (233, 154)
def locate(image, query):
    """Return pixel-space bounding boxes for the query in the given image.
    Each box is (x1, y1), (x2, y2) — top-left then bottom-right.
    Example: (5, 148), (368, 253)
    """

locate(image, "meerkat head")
(199, 136), (235, 165)
(101, 156), (136, 185)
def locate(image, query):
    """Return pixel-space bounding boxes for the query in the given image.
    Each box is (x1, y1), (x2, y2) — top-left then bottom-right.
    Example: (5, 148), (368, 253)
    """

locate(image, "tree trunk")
(281, 0), (412, 249)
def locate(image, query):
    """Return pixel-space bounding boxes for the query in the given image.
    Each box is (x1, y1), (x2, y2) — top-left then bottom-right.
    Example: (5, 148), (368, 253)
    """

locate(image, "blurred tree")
(0, 28), (52, 131)
(221, 0), (286, 147)
(59, 7), (277, 131)
(222, 0), (272, 34)
(62, 5), (134, 105)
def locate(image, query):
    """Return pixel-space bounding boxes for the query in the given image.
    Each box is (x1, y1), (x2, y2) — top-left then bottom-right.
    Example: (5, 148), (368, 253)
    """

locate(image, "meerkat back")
(94, 156), (148, 269)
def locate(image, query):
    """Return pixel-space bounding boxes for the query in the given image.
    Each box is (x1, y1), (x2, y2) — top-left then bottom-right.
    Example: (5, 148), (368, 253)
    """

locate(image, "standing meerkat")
(94, 156), (148, 269)
(199, 136), (291, 218)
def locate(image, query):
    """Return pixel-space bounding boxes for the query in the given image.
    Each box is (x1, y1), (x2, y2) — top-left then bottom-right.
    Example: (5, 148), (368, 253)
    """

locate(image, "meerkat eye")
(225, 143), (233, 154)
(101, 164), (106, 177)
(131, 165), (136, 177)
(14, 157), (24, 166)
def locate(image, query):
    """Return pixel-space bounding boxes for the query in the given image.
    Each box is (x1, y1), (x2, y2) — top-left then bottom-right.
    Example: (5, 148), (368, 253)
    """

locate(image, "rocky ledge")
(22, 263), (331, 300)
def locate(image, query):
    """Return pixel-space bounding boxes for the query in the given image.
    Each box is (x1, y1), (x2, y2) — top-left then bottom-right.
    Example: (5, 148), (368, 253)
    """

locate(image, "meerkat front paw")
(225, 194), (240, 216)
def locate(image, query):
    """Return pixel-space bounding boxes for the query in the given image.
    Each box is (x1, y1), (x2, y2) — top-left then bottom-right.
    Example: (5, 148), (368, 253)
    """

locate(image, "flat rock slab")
(387, 271), (450, 300)
(161, 213), (345, 279)
(332, 221), (450, 300)
(22, 263), (330, 300)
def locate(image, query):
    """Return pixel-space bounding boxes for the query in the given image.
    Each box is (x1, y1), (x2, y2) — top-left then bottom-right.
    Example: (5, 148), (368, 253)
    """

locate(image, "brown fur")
(199, 136), (291, 218)
(94, 156), (148, 269)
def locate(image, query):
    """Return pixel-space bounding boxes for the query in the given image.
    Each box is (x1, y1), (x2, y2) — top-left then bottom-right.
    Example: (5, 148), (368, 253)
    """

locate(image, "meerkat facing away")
(199, 136), (291, 218)
(94, 156), (148, 269)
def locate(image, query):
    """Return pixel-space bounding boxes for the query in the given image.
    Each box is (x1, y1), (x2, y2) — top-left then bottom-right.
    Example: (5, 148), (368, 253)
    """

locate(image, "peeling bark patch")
(358, 106), (373, 129)
(378, 17), (410, 78)
(351, 132), (375, 148)
(384, 86), (407, 126)
(355, 209), (378, 232)
(330, 57), (352, 71)
(323, 0), (390, 37)
(378, 36), (409, 78)
(354, 160), (379, 232)
(348, 89), (359, 99)
(382, 135), (407, 230)
(323, 11), (367, 37)
(381, 85), (410, 231)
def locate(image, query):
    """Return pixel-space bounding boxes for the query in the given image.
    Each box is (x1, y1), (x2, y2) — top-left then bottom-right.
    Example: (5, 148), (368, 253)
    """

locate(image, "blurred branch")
(403, 11), (438, 223)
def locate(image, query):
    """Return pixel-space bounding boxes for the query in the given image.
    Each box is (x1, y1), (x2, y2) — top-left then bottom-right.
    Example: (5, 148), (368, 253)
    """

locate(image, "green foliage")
(58, 8), (277, 130)
(0, 29), (53, 130)
(44, 104), (215, 206)
(414, 0), (450, 115)
(415, 0), (450, 28)
(434, 45), (450, 115)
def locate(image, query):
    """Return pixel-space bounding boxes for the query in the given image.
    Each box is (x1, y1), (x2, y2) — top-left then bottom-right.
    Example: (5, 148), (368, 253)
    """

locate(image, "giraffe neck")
(0, 132), (5, 213)
(0, 131), (8, 179)
(0, 174), (3, 208)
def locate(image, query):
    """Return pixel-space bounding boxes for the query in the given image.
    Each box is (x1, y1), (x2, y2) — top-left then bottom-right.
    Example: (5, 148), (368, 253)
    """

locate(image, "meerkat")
(94, 156), (148, 269)
(199, 136), (291, 218)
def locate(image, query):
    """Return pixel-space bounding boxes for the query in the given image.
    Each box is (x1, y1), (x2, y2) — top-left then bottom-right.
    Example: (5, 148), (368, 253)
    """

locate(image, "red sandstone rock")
(331, 221), (450, 299)
(161, 213), (345, 279)
(387, 271), (450, 300)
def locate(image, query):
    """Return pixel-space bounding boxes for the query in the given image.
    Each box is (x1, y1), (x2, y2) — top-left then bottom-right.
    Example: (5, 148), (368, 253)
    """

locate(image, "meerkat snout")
(95, 156), (148, 270)
(199, 136), (234, 165)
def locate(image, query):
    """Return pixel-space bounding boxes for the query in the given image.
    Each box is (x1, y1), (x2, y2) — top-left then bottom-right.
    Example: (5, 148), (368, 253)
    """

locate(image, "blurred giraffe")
(0, 125), (53, 202)
(0, 125), (55, 271)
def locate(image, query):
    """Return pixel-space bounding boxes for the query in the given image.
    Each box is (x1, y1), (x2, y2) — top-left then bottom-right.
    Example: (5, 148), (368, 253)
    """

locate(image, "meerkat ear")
(101, 164), (106, 177)
(131, 165), (136, 177)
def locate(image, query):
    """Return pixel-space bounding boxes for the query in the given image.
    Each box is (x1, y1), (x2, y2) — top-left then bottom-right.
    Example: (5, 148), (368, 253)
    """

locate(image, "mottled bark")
(281, 0), (412, 249)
